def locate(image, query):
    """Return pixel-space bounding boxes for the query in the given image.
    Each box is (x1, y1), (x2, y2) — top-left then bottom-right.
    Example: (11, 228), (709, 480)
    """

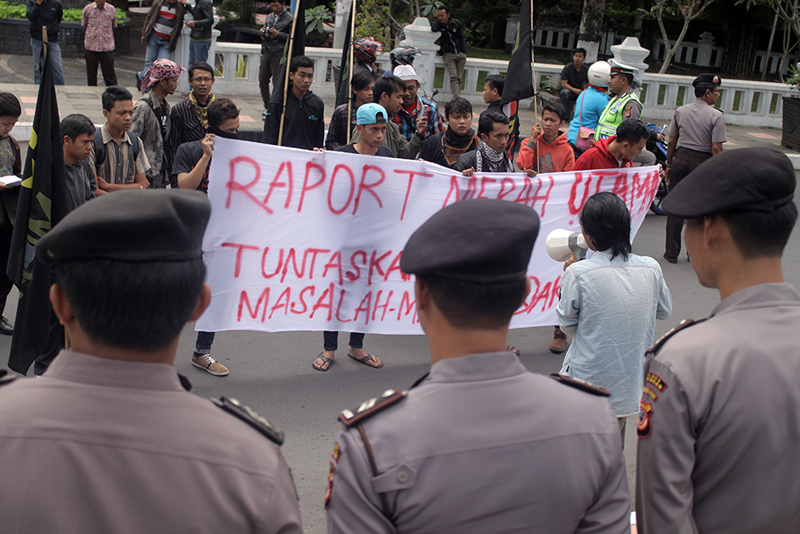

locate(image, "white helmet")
(587, 61), (611, 88)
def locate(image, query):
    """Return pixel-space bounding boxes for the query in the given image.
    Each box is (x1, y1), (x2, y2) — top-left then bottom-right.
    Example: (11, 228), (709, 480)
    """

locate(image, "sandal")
(312, 353), (334, 372)
(507, 344), (520, 356)
(348, 352), (383, 369)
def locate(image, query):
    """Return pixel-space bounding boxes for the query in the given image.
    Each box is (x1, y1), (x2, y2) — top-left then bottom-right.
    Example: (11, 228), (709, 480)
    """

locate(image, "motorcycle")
(645, 123), (669, 215)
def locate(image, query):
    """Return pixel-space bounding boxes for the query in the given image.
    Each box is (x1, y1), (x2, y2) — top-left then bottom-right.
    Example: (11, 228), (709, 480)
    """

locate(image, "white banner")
(197, 138), (660, 335)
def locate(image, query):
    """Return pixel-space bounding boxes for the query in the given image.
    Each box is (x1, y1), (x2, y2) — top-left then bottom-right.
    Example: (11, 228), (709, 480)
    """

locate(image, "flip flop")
(507, 344), (520, 356)
(312, 353), (334, 372)
(348, 352), (383, 369)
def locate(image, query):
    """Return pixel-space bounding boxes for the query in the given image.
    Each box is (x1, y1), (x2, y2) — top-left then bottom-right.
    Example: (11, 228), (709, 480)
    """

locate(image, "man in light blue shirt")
(566, 61), (611, 157)
(557, 192), (672, 438)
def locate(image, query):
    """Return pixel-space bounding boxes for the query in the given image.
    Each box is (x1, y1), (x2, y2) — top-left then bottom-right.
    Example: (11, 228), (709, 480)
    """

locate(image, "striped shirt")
(153, 3), (178, 40)
(90, 125), (150, 185)
(166, 96), (208, 180)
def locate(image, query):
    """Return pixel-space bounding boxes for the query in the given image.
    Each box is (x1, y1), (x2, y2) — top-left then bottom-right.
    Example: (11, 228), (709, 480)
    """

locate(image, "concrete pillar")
(399, 17), (439, 98)
(697, 32), (714, 67)
(611, 36), (650, 84)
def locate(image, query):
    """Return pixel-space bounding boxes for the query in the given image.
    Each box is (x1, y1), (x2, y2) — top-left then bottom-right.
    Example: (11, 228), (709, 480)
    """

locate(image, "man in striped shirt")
(137, 0), (186, 88)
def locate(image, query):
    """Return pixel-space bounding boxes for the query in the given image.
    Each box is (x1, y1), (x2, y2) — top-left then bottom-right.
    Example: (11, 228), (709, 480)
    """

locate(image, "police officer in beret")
(325, 198), (631, 533)
(636, 148), (800, 534)
(663, 73), (726, 263)
(0, 190), (302, 534)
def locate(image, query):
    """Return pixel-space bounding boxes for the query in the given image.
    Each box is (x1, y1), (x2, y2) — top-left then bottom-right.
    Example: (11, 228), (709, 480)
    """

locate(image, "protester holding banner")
(575, 119), (649, 171)
(393, 65), (443, 141)
(516, 102), (574, 174)
(174, 99), (240, 377)
(455, 111), (512, 175)
(351, 75), (427, 159)
(311, 103), (397, 372)
(419, 97), (478, 169)
(264, 56), (325, 150)
(557, 192), (672, 440)
(325, 198), (631, 532)
(0, 93), (22, 336)
(325, 71), (374, 151)
(167, 62), (216, 182)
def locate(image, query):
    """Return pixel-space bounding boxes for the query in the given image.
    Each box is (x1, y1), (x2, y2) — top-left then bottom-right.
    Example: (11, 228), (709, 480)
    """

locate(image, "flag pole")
(345, 0), (356, 144)
(530, 0), (538, 174)
(42, 27), (48, 58)
(278, 6), (303, 147)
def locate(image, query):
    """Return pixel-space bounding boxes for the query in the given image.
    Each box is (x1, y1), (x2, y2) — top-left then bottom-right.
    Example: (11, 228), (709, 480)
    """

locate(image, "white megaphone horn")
(545, 229), (589, 262)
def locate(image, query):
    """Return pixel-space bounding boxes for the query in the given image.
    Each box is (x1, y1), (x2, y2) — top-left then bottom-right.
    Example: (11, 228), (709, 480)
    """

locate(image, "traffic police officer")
(663, 73), (726, 263)
(325, 198), (631, 533)
(594, 58), (642, 141)
(0, 190), (303, 534)
(636, 148), (800, 534)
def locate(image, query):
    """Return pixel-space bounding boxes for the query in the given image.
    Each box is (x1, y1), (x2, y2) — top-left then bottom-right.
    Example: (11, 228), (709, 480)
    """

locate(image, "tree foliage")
(355, 0), (391, 45)
(648, 0), (717, 73)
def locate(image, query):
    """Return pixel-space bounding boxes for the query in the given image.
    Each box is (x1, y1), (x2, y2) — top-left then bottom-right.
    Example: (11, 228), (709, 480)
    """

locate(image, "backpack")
(91, 128), (142, 174)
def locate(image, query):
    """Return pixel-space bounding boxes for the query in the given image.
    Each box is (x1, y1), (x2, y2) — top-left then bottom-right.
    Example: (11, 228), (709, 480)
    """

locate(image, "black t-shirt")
(153, 100), (169, 141)
(335, 144), (394, 158)
(561, 62), (588, 91)
(172, 140), (209, 194)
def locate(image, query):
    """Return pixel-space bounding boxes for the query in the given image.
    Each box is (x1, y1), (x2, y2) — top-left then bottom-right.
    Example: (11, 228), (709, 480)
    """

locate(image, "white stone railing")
(653, 38), (724, 69)
(753, 50), (799, 76)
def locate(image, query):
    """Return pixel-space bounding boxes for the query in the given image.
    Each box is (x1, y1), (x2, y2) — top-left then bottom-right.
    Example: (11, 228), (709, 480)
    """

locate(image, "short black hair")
(208, 98), (239, 129)
(60, 114), (95, 141)
(188, 61), (215, 79)
(543, 102), (567, 123)
(436, 4), (450, 14)
(580, 192), (632, 260)
(351, 71), (374, 92)
(0, 92), (21, 118)
(484, 74), (505, 95)
(374, 74), (405, 103)
(694, 85), (717, 98)
(101, 86), (132, 111)
(444, 96), (472, 119)
(55, 258), (206, 351)
(290, 55), (314, 74)
(615, 119), (649, 144)
(720, 202), (798, 258)
(421, 273), (527, 329)
(573, 48), (587, 57)
(478, 110), (509, 136)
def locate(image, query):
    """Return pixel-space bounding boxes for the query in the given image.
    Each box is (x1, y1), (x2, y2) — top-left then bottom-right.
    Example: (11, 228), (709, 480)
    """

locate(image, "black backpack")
(91, 128), (142, 174)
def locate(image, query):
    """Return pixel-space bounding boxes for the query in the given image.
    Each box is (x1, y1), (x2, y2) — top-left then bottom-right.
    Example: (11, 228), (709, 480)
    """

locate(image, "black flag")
(501, 0), (534, 159)
(7, 40), (64, 374)
(334, 1), (354, 108)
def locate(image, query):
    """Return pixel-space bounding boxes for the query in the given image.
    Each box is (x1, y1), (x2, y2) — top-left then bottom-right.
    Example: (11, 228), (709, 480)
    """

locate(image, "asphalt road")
(3, 194), (799, 533)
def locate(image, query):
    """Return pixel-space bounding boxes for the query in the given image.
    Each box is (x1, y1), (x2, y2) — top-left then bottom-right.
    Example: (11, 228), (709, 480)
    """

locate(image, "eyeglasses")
(192, 77), (213, 83)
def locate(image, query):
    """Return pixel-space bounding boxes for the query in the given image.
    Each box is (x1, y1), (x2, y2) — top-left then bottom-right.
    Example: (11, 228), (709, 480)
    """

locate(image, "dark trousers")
(259, 54), (283, 109)
(85, 50), (117, 87)
(323, 331), (365, 351)
(665, 148), (712, 259)
(559, 88), (578, 119)
(195, 331), (216, 354)
(0, 225), (14, 314)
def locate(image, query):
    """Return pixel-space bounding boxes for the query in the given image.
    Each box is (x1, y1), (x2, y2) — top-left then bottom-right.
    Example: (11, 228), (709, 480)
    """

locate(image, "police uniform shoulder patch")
(338, 389), (405, 428)
(550, 373), (611, 397)
(646, 318), (707, 356)
(212, 396), (285, 445)
(0, 369), (16, 387)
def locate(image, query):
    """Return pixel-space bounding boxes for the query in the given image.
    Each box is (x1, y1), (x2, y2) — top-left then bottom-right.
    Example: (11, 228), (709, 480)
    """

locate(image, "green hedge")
(0, 1), (126, 24)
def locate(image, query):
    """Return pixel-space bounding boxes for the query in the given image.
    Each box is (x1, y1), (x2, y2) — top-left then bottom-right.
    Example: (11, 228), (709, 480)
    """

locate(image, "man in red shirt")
(574, 119), (648, 171)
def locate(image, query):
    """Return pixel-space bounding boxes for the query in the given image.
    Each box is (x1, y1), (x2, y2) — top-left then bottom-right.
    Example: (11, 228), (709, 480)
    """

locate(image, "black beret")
(661, 148), (795, 219)
(693, 73), (721, 87)
(36, 190), (211, 265)
(400, 198), (540, 283)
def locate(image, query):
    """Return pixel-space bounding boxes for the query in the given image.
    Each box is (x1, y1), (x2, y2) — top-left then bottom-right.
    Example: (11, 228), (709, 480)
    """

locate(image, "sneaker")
(549, 327), (567, 354)
(191, 352), (229, 376)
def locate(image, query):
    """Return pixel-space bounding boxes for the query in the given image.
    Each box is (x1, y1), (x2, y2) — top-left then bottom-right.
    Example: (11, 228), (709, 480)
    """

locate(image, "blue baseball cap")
(356, 103), (388, 125)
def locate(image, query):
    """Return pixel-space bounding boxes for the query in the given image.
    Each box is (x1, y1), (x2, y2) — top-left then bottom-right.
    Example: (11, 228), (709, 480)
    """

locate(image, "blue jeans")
(195, 331), (216, 355)
(189, 39), (211, 66)
(140, 34), (172, 78)
(31, 38), (65, 85)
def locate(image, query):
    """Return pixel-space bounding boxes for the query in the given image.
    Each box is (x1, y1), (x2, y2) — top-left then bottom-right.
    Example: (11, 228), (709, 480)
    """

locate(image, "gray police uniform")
(665, 95), (726, 260)
(0, 350), (303, 534)
(636, 283), (800, 533)
(326, 351), (631, 534)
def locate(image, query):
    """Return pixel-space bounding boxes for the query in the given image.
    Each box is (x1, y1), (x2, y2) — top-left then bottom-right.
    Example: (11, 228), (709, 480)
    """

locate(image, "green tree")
(355, 0), (391, 45)
(649, 0), (718, 73)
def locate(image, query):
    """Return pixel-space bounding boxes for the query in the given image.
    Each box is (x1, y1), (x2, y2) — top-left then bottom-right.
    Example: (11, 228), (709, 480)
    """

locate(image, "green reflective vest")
(594, 91), (642, 141)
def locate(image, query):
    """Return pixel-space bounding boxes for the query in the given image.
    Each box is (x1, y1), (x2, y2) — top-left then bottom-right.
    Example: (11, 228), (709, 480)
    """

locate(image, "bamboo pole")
(42, 27), (48, 58)
(277, 5), (303, 147)
(345, 0), (357, 144)
(530, 0), (538, 173)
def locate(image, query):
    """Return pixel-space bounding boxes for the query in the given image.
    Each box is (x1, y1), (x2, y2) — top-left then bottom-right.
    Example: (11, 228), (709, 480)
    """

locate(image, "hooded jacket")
(516, 131), (575, 173)
(573, 136), (633, 171)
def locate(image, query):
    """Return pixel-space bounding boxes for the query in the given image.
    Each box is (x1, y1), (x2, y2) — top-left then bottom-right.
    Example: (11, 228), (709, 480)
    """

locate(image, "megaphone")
(546, 229), (589, 262)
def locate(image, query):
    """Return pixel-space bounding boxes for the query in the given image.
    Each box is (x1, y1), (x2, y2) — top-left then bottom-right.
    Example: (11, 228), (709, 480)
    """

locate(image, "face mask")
(208, 124), (238, 140)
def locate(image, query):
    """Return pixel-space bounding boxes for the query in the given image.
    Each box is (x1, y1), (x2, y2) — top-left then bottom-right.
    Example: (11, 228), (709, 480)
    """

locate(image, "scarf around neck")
(442, 127), (479, 166)
(476, 140), (512, 173)
(189, 91), (216, 130)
